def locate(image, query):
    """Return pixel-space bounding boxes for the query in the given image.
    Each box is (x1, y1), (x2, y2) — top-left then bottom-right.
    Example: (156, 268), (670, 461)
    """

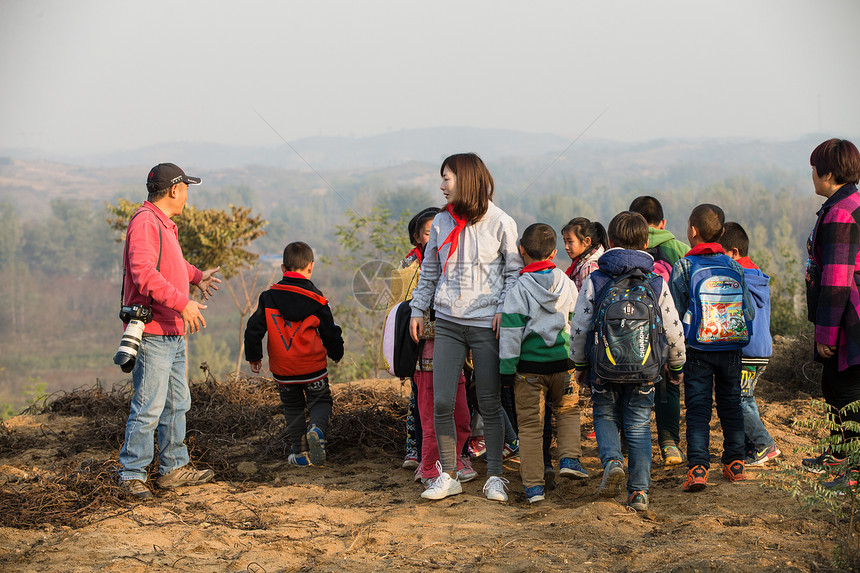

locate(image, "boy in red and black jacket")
(245, 241), (344, 467)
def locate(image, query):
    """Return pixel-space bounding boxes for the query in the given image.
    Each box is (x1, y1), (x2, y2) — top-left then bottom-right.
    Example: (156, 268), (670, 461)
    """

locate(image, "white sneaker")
(483, 475), (510, 502)
(421, 461), (462, 500)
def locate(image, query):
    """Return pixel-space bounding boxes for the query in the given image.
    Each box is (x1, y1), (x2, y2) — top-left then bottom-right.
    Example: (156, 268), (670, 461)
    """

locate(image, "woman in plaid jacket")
(804, 138), (860, 484)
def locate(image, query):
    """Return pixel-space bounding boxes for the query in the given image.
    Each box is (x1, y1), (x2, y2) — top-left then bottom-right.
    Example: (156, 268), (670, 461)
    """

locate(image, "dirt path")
(0, 379), (841, 572)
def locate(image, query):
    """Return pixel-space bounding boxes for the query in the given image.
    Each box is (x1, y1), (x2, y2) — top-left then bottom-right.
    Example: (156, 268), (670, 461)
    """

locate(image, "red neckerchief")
(686, 243), (725, 257)
(565, 264), (576, 278)
(520, 261), (556, 275)
(736, 256), (759, 270)
(406, 246), (423, 263)
(437, 204), (468, 272)
(283, 271), (306, 279)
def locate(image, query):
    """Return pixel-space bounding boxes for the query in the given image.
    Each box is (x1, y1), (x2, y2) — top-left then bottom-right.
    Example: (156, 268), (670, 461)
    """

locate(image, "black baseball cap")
(146, 163), (202, 192)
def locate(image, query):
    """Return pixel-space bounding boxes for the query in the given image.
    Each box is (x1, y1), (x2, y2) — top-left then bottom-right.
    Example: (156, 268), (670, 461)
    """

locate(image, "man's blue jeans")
(684, 348), (745, 468)
(119, 335), (191, 481)
(591, 378), (654, 494)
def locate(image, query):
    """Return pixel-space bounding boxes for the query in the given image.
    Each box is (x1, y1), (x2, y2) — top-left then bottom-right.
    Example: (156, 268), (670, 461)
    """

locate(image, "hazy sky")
(2, 0), (859, 155)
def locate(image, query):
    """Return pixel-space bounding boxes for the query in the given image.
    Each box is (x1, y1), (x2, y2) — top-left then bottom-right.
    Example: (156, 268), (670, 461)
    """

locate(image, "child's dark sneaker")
(660, 444), (684, 466)
(598, 459), (625, 498)
(627, 490), (648, 511)
(802, 449), (846, 474)
(306, 425), (326, 466)
(288, 452), (311, 466)
(683, 465), (708, 492)
(402, 450), (419, 470)
(502, 440), (520, 462)
(559, 457), (589, 479)
(544, 465), (557, 490)
(823, 469), (859, 495)
(745, 443), (781, 468)
(525, 485), (545, 504)
(722, 460), (746, 482)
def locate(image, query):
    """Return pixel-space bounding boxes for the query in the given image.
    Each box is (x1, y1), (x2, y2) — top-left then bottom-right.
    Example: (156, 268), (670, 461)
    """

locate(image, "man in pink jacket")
(118, 163), (221, 500)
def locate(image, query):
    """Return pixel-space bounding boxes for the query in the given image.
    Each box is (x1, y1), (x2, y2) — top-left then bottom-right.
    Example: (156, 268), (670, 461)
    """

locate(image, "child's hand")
(492, 313), (502, 339)
(574, 368), (588, 388)
(409, 317), (423, 343)
(249, 361), (262, 374)
(668, 369), (684, 386)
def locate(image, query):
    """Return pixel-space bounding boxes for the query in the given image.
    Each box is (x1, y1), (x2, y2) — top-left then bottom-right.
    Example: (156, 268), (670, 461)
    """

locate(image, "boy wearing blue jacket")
(718, 222), (780, 467)
(669, 204), (755, 492)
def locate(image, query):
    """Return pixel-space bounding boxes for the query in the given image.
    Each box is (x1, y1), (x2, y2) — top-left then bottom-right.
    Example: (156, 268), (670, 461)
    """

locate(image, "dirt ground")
(0, 377), (843, 573)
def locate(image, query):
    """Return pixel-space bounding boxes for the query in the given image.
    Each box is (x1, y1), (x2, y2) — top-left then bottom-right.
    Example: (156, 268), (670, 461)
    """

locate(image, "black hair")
(520, 223), (557, 260)
(607, 211), (649, 250)
(689, 204), (725, 243)
(283, 241), (314, 271)
(561, 217), (608, 251)
(407, 207), (441, 246)
(628, 195), (664, 226)
(717, 222), (749, 257)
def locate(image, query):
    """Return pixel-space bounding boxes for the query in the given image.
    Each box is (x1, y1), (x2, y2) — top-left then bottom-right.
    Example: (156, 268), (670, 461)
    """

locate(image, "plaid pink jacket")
(807, 183), (860, 371)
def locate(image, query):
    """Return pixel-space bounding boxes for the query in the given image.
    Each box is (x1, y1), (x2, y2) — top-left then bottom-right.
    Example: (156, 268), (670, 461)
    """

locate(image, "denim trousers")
(119, 335), (191, 481)
(684, 348), (745, 468)
(591, 378), (654, 494)
(278, 377), (333, 455)
(433, 318), (504, 475)
(740, 364), (775, 452)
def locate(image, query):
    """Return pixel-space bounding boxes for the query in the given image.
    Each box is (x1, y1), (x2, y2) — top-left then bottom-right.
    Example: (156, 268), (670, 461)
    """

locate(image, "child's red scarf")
(438, 204), (468, 273)
(520, 261), (556, 275)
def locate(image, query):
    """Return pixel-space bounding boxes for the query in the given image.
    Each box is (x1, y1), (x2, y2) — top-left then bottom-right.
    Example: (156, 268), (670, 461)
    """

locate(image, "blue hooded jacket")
(742, 267), (772, 359)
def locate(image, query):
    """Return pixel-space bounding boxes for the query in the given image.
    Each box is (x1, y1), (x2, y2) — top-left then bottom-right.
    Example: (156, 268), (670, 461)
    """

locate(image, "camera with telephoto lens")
(113, 305), (153, 373)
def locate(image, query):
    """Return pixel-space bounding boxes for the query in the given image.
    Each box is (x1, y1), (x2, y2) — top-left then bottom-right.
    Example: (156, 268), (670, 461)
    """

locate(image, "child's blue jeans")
(591, 378), (654, 494)
(740, 363), (775, 452)
(684, 348), (745, 468)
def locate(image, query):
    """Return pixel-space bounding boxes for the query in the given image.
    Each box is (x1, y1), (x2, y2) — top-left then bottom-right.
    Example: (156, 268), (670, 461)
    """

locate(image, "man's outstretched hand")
(197, 266), (221, 300)
(182, 300), (208, 334)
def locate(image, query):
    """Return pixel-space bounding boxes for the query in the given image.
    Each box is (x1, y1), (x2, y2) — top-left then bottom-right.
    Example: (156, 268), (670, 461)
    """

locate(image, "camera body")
(119, 304), (153, 324)
(114, 304), (153, 372)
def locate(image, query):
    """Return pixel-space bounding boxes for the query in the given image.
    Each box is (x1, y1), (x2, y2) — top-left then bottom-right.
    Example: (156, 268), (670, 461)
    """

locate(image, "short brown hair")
(440, 153), (494, 223)
(717, 222), (749, 257)
(810, 138), (860, 185)
(607, 211), (649, 250)
(689, 204), (725, 243)
(283, 241), (314, 271)
(520, 223), (557, 260)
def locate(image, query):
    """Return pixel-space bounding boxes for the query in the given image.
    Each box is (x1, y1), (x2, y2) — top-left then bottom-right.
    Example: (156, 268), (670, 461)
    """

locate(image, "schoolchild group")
(243, 152), (782, 512)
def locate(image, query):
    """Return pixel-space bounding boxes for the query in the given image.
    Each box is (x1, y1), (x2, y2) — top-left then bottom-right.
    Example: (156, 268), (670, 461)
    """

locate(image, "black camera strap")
(119, 208), (163, 309)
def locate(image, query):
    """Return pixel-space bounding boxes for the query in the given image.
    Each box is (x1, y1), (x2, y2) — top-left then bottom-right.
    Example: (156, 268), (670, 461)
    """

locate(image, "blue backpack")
(588, 269), (668, 383)
(682, 254), (752, 351)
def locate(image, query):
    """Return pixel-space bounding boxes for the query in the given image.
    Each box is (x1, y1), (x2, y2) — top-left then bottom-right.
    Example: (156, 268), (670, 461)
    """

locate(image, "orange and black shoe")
(683, 465), (708, 492)
(722, 460), (746, 482)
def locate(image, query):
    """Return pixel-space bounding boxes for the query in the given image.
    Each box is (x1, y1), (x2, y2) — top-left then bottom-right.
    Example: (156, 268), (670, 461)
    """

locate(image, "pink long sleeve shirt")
(122, 202), (202, 335)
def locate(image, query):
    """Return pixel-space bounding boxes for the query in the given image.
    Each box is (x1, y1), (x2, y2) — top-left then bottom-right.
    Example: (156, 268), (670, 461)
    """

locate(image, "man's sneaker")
(525, 485), (545, 504)
(802, 449), (846, 474)
(421, 461), (462, 500)
(598, 459), (625, 498)
(157, 466), (215, 489)
(544, 466), (557, 491)
(722, 460), (746, 482)
(457, 456), (478, 483)
(468, 436), (487, 459)
(745, 444), (781, 468)
(306, 425), (326, 466)
(402, 450), (419, 470)
(288, 452), (311, 466)
(120, 478), (153, 500)
(661, 444), (684, 466)
(559, 457), (589, 479)
(502, 440), (520, 462)
(823, 469), (859, 495)
(627, 490), (649, 511)
(483, 475), (510, 502)
(683, 465), (709, 492)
